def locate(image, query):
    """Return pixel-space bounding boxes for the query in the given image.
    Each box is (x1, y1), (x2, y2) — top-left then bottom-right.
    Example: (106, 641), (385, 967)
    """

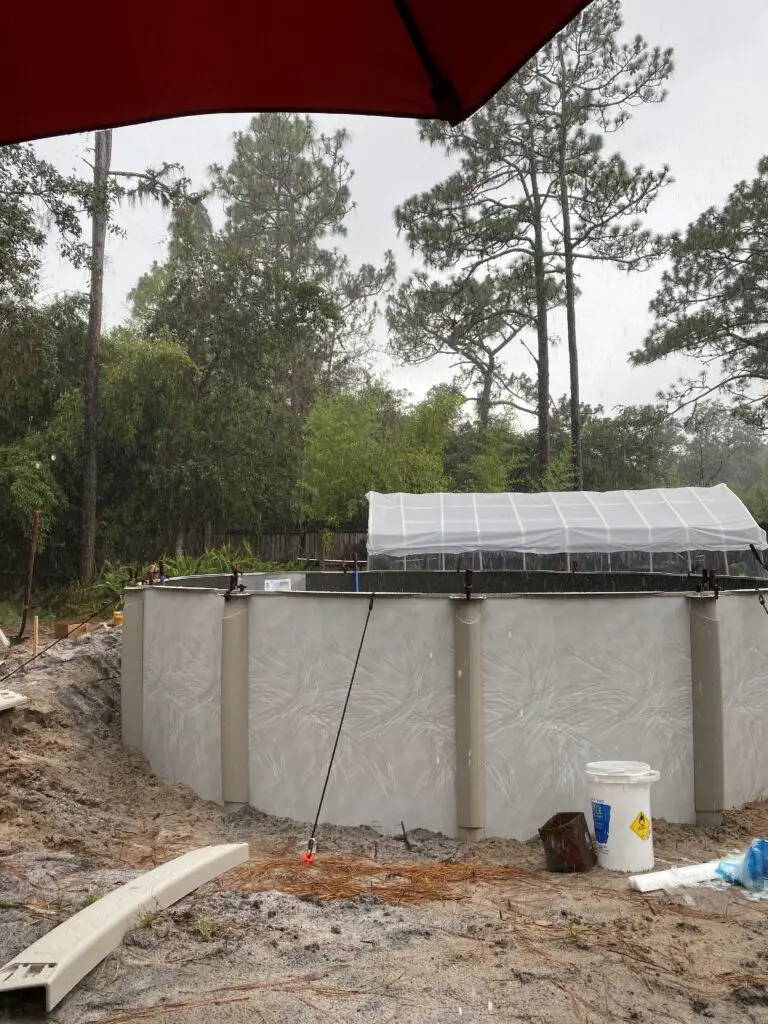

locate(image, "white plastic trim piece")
(264, 579), (292, 592)
(0, 690), (28, 713)
(629, 860), (720, 892)
(0, 842), (248, 1012)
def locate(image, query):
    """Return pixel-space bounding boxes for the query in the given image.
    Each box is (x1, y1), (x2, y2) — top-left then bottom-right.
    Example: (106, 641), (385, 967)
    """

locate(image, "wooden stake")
(400, 821), (412, 851)
(17, 509), (40, 640)
(33, 615), (39, 656)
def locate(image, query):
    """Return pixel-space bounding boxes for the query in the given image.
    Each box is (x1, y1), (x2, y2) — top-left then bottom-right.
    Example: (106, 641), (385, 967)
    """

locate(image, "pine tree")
(393, 0), (672, 486)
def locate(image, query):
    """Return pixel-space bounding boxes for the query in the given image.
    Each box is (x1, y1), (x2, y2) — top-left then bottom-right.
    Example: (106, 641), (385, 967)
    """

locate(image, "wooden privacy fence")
(214, 530), (367, 564)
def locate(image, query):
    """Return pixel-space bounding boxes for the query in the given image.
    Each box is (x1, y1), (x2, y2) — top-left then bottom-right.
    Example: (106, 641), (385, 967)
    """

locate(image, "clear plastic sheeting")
(366, 485), (766, 557)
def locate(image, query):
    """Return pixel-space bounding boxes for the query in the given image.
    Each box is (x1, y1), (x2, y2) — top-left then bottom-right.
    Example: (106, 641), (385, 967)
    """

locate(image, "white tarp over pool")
(366, 485), (766, 557)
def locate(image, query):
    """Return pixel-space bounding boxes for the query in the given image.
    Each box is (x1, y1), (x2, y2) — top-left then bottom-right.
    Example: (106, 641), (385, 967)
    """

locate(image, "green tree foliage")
(0, 145), (90, 559)
(210, 114), (394, 390)
(129, 203), (214, 327)
(0, 144), (91, 321)
(634, 158), (768, 423)
(445, 418), (527, 492)
(0, 441), (64, 547)
(131, 221), (343, 531)
(676, 402), (767, 490)
(738, 464), (768, 525)
(442, 402), (684, 495)
(387, 268), (539, 430)
(442, 400), (688, 498)
(5, 326), (306, 564)
(134, 229), (338, 395)
(212, 114), (352, 270)
(0, 293), (88, 442)
(127, 114), (394, 535)
(580, 404), (682, 490)
(1, 332), (198, 562)
(303, 388), (462, 526)
(302, 389), (385, 525)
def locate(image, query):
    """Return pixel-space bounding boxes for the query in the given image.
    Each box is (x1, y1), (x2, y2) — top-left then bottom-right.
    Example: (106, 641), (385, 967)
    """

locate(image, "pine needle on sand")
(221, 855), (532, 906)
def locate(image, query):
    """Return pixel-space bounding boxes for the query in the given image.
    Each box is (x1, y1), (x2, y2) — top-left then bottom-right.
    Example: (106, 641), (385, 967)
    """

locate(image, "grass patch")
(191, 917), (218, 941)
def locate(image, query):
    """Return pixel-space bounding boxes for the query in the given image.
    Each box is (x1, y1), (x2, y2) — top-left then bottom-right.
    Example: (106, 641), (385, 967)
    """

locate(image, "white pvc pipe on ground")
(629, 861), (721, 892)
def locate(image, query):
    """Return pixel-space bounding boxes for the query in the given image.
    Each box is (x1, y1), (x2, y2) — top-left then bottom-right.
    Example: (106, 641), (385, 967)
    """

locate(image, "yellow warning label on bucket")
(630, 811), (651, 841)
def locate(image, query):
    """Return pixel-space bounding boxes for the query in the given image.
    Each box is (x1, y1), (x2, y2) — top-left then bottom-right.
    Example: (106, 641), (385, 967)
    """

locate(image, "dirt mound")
(55, 666), (120, 741)
(0, 630), (216, 865)
(1, 629), (121, 738)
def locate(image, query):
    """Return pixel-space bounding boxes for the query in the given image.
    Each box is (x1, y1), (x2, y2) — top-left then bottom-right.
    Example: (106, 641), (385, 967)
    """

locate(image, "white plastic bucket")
(586, 761), (660, 873)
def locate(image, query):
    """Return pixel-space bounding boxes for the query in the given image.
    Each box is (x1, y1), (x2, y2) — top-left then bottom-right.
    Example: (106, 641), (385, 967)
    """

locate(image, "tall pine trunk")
(80, 129), (112, 582)
(477, 353), (495, 433)
(529, 159), (550, 479)
(557, 38), (582, 490)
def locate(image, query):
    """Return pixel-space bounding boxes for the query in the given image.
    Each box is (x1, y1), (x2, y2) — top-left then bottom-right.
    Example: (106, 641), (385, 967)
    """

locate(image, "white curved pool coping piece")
(0, 690), (28, 713)
(0, 842), (249, 1012)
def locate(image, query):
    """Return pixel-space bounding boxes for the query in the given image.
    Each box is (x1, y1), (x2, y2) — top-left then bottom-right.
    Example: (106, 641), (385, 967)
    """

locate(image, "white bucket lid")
(586, 760), (660, 784)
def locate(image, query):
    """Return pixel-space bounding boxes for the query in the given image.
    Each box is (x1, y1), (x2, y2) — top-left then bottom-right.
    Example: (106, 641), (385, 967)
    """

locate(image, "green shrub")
(8, 544), (303, 622)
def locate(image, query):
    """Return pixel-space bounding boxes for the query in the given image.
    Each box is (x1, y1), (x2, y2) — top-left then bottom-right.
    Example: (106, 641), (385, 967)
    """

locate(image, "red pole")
(17, 509), (41, 640)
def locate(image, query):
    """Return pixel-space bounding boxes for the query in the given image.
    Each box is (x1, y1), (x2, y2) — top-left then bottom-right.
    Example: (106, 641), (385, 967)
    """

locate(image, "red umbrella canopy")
(0, 0), (590, 145)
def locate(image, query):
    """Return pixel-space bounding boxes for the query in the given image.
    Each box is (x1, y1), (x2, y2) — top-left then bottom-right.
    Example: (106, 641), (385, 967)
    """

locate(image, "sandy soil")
(1, 631), (767, 1023)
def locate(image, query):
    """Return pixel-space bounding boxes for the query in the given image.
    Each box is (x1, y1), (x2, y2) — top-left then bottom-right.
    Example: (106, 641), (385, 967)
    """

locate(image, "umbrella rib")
(392, 0), (463, 124)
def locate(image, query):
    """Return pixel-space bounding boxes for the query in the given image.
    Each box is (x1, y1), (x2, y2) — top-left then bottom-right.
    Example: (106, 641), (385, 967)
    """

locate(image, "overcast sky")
(33, 0), (768, 420)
